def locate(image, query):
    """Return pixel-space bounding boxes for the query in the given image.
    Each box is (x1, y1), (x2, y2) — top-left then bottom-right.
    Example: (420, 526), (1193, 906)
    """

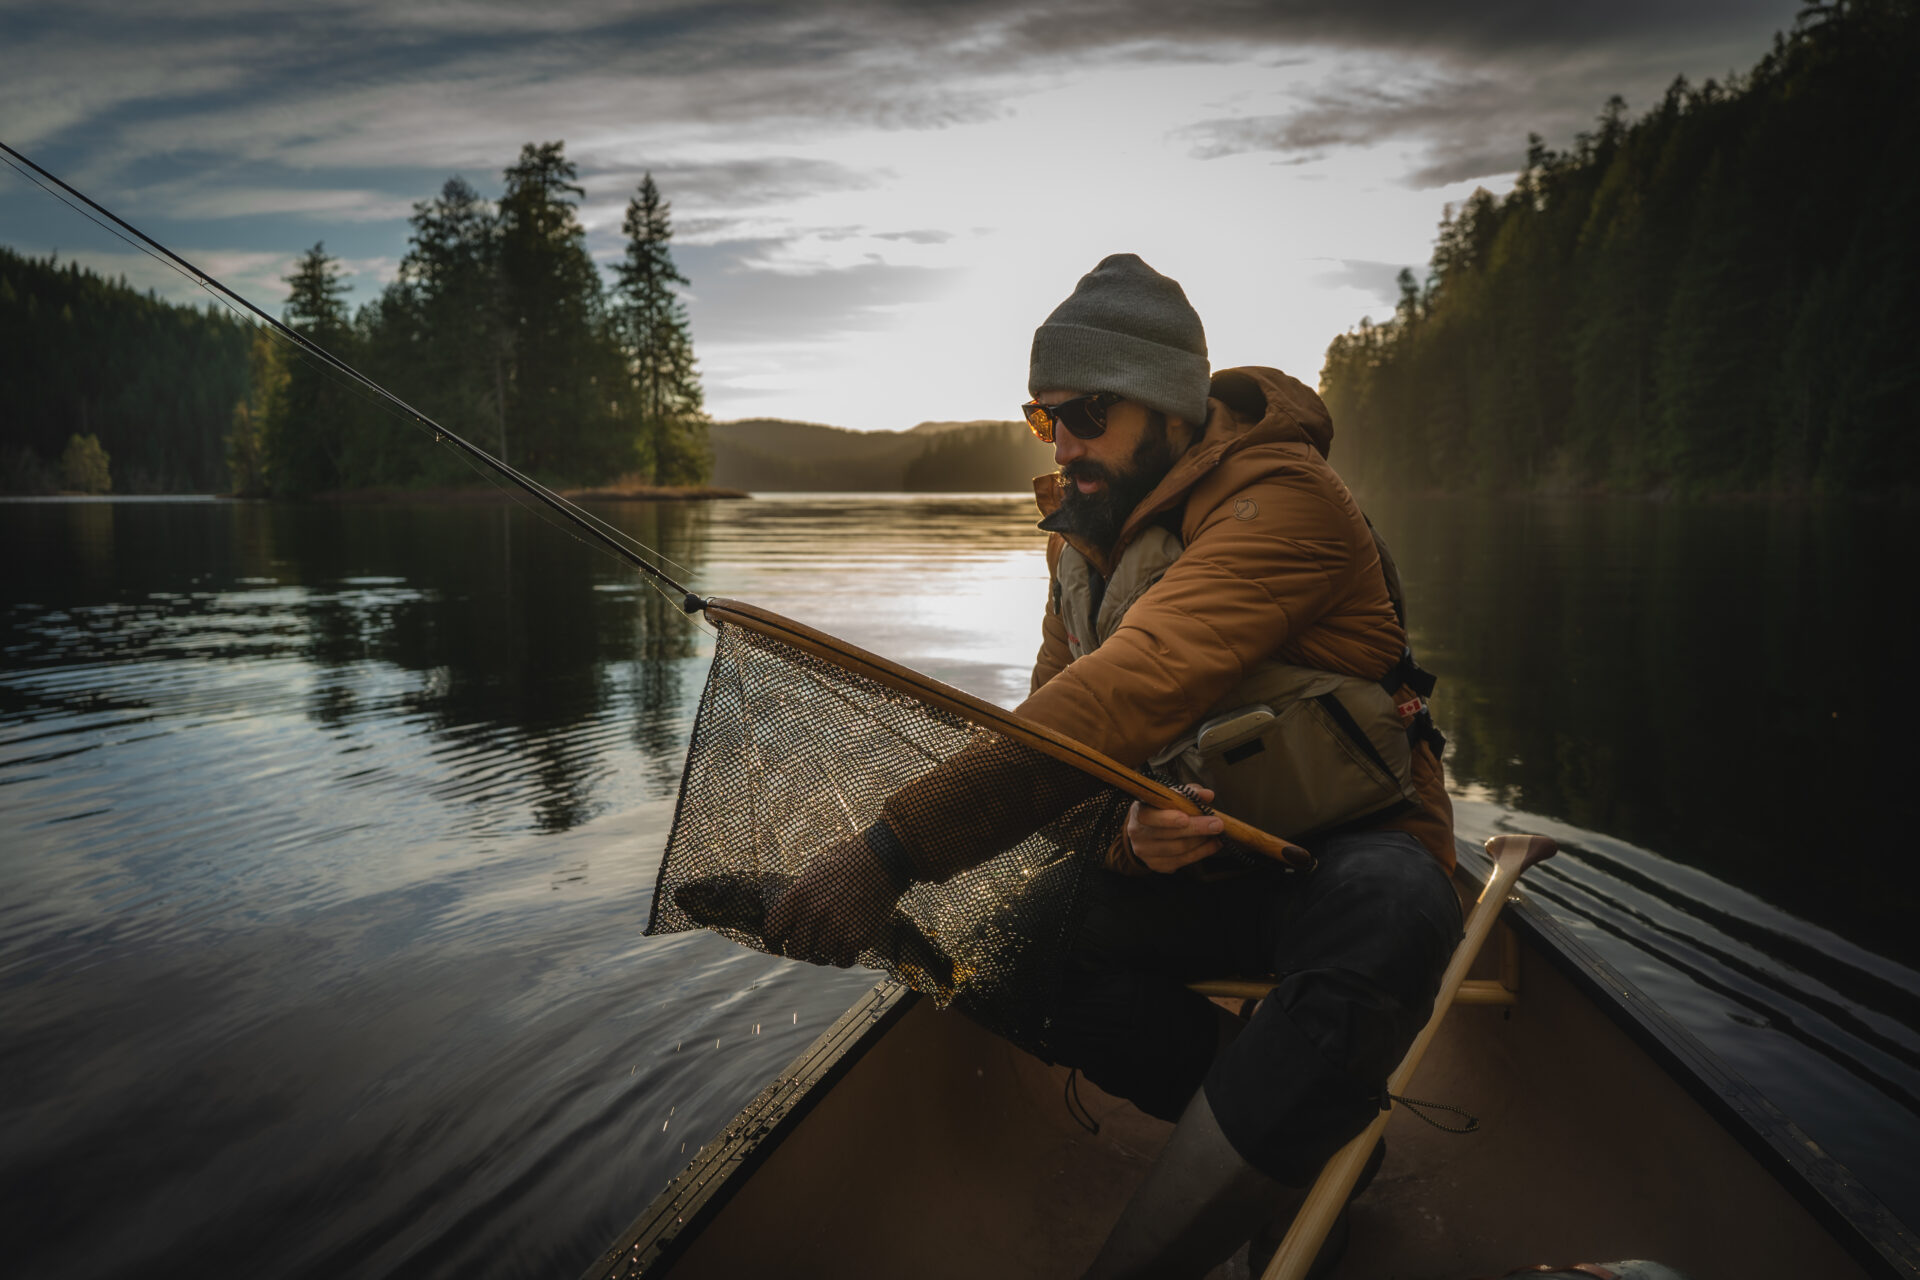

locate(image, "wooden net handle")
(701, 598), (1312, 868)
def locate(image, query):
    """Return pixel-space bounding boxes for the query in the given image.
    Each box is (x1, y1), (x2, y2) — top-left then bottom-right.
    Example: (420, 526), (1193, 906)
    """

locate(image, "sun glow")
(663, 52), (1496, 429)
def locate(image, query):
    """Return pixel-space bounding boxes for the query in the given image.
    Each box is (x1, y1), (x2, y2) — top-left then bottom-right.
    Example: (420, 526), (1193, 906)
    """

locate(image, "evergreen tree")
(496, 141), (636, 481)
(267, 243), (356, 495)
(359, 176), (510, 483)
(615, 173), (710, 485)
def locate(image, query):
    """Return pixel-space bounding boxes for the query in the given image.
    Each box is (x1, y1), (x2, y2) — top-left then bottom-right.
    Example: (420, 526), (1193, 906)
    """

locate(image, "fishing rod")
(0, 137), (701, 609)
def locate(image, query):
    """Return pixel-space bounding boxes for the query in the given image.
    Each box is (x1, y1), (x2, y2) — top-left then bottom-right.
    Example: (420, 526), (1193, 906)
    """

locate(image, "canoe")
(583, 839), (1919, 1280)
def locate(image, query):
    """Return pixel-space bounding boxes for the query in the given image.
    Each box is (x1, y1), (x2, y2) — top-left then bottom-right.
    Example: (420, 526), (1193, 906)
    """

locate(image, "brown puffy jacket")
(879, 366), (1452, 877)
(1018, 365), (1453, 869)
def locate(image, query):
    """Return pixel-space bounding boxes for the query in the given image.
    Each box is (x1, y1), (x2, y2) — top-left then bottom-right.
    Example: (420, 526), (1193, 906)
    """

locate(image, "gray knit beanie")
(1029, 253), (1210, 425)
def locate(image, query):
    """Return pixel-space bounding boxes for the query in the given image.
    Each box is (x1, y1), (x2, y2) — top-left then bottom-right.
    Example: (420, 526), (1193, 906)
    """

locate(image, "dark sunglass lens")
(1058, 397), (1107, 440)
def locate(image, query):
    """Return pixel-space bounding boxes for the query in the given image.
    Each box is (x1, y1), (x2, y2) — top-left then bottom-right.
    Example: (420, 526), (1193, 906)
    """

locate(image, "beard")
(1052, 413), (1178, 551)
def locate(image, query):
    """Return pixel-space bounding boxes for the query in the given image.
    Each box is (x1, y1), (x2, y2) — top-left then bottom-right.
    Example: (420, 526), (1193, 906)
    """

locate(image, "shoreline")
(7, 485), (1913, 506)
(1, 485), (752, 502)
(317, 483), (751, 503)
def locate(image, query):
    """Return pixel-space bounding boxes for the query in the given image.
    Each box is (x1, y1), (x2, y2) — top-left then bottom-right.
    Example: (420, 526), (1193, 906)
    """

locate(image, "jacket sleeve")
(1014, 469), (1357, 768)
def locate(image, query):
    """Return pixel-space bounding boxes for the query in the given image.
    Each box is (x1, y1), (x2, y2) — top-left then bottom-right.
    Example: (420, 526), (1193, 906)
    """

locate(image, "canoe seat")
(1187, 923), (1523, 1007)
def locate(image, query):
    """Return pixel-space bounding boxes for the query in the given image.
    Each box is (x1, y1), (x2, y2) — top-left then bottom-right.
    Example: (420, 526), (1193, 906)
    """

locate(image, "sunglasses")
(1023, 392), (1123, 444)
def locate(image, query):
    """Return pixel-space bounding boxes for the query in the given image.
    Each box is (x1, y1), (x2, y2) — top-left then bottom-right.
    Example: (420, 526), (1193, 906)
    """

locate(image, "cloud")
(587, 158), (884, 212)
(1177, 29), (1774, 187)
(1001, 0), (1796, 56)
(1182, 72), (1550, 185)
(143, 186), (421, 224)
(3, 0), (1799, 207)
(679, 238), (962, 344)
(1309, 258), (1418, 308)
(8, 2), (1799, 158)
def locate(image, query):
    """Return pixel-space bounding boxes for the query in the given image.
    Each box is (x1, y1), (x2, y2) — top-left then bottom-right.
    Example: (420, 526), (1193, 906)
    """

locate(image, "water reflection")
(4, 500), (708, 838)
(0, 496), (834, 1280)
(1369, 495), (1911, 967)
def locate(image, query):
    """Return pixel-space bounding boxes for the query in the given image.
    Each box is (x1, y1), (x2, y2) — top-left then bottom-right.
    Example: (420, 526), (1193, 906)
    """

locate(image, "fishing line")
(0, 139), (703, 608)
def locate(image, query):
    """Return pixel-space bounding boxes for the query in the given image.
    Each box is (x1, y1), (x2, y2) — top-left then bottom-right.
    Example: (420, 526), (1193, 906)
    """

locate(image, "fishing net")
(645, 618), (1132, 1053)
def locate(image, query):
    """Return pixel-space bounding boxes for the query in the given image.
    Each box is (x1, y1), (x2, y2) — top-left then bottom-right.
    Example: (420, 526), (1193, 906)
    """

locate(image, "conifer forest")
(2, 142), (710, 496)
(1320, 0), (1919, 496)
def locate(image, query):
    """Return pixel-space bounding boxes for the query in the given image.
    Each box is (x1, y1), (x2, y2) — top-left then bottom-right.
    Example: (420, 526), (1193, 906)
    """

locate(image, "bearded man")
(770, 253), (1459, 1278)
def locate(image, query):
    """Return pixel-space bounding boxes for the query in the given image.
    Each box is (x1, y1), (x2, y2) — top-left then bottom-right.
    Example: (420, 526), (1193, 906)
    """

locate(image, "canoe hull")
(588, 844), (1916, 1279)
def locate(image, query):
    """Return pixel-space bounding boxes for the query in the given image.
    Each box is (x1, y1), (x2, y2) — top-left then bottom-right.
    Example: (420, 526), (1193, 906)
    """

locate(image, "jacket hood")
(1206, 366), (1333, 459)
(1033, 365), (1334, 569)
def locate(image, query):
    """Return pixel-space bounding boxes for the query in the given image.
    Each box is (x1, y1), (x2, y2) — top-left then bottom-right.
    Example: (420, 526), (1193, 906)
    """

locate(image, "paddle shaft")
(1259, 834), (1557, 1280)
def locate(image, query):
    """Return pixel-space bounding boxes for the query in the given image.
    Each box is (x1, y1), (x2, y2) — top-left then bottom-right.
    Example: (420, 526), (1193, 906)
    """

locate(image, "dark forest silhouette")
(1, 246), (249, 492)
(1321, 0), (1919, 496)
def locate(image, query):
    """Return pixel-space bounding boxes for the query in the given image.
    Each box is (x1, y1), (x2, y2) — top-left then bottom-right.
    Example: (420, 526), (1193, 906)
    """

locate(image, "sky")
(0, 0), (1805, 431)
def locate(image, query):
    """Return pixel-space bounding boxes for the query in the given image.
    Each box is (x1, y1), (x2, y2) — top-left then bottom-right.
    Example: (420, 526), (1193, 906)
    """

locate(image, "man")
(770, 253), (1459, 1278)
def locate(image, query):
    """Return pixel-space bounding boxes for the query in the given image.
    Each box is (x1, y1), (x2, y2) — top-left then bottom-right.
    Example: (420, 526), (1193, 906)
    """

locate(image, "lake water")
(2, 492), (1915, 1278)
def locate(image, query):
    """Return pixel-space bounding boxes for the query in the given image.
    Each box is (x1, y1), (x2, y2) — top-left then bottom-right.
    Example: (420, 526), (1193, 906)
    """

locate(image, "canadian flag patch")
(1397, 697), (1425, 721)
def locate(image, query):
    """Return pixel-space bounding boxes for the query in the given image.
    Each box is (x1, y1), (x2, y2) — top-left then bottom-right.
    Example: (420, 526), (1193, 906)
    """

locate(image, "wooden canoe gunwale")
(582, 980), (920, 1280)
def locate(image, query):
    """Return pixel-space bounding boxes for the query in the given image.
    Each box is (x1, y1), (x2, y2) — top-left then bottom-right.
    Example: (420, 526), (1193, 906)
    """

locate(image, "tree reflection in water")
(1369, 494), (1907, 966)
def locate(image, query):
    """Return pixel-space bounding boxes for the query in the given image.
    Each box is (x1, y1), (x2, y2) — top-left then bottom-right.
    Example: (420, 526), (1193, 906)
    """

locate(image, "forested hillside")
(1321, 0), (1919, 496)
(709, 419), (1043, 491)
(0, 248), (250, 492)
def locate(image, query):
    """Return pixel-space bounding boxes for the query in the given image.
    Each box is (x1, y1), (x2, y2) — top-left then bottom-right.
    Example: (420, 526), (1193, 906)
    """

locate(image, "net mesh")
(646, 620), (1130, 1052)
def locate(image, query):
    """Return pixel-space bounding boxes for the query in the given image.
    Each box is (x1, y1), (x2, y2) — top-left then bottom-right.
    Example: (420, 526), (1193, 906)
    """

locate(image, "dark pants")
(1046, 829), (1461, 1185)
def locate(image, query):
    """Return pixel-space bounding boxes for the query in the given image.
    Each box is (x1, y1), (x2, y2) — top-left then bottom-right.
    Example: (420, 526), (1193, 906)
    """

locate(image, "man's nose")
(1053, 431), (1085, 468)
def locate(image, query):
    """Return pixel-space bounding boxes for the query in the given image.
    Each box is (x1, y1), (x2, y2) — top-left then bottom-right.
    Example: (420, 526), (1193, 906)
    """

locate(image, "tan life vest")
(1052, 526), (1421, 843)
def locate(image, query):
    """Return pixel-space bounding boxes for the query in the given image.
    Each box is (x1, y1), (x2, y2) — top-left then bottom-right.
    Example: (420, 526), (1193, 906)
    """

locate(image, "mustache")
(1059, 460), (1115, 487)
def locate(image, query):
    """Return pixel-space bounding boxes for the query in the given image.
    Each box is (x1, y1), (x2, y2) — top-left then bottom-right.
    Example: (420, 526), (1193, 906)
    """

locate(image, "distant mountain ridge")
(711, 417), (1052, 492)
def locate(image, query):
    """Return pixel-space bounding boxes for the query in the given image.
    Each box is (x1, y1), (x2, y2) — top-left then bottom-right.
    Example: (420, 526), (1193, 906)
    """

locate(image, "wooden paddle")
(1259, 833), (1559, 1280)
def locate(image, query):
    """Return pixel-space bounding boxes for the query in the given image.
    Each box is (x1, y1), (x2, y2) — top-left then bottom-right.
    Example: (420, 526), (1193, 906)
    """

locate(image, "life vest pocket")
(1156, 668), (1420, 843)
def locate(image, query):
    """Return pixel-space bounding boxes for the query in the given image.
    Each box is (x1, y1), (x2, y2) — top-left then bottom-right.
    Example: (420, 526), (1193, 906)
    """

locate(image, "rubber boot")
(1081, 1089), (1301, 1280)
